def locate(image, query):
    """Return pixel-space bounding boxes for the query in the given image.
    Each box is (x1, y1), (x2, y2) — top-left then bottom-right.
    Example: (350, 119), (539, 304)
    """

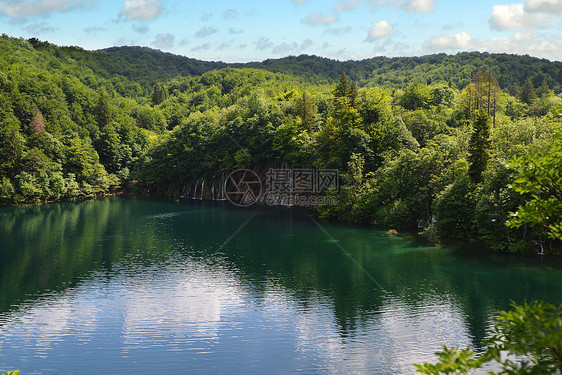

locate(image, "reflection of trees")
(0, 199), (170, 312)
(1, 200), (561, 349)
(171, 207), (562, 348)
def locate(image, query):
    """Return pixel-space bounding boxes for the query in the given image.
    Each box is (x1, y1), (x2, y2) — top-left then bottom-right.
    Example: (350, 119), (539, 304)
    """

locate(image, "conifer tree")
(295, 91), (316, 132)
(509, 79), (520, 98)
(519, 77), (536, 105)
(333, 72), (350, 110)
(468, 110), (490, 183)
(349, 80), (358, 108)
(151, 82), (167, 105)
(536, 79), (552, 98)
(96, 91), (112, 131)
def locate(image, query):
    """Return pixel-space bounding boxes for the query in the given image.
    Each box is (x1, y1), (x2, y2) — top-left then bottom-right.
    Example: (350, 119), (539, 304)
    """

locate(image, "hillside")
(1, 34), (561, 254)
(25, 37), (562, 92)
(99, 48), (562, 92)
(239, 52), (562, 92)
(99, 48), (562, 93)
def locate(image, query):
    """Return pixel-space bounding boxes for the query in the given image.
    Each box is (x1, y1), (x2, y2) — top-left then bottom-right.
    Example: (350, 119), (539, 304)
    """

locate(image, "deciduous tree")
(507, 131), (562, 240)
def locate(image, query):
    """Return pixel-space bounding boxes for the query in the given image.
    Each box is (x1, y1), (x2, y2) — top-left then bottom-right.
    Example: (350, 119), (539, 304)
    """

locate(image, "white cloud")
(223, 9), (238, 20)
(407, 0), (434, 12)
(442, 21), (464, 31)
(191, 43), (210, 52)
(26, 22), (55, 33)
(303, 11), (338, 26)
(199, 12), (212, 21)
(489, 2), (552, 30)
(0, 0), (93, 20)
(334, 0), (364, 11)
(366, 20), (393, 41)
(423, 30), (562, 61)
(113, 36), (138, 46)
(261, 39), (314, 55)
(195, 26), (218, 38)
(473, 32), (562, 60)
(120, 0), (162, 21)
(513, 30), (533, 40)
(84, 26), (105, 34)
(525, 0), (562, 13)
(132, 24), (149, 33)
(371, 0), (434, 13)
(152, 33), (174, 49)
(217, 42), (231, 51)
(301, 39), (313, 50)
(427, 31), (472, 49)
(294, 0), (306, 4)
(256, 37), (273, 50)
(272, 42), (299, 55)
(325, 26), (352, 35)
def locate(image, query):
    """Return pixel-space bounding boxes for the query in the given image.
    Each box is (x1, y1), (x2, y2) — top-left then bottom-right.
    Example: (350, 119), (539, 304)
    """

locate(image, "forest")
(0, 34), (561, 253)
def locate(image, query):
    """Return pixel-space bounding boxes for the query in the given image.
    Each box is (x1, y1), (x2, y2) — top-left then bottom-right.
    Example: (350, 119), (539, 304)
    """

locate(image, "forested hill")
(238, 53), (562, 92)
(1, 34), (561, 254)
(25, 39), (228, 87)
(24, 37), (562, 92)
(93, 47), (562, 92)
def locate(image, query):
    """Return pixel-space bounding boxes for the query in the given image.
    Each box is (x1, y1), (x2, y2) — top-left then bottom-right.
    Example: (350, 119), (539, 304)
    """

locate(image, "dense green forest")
(0, 34), (561, 253)
(24, 38), (562, 92)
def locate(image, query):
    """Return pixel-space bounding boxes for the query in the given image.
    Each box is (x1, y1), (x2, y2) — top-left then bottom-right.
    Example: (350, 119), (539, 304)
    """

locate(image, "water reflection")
(0, 199), (561, 374)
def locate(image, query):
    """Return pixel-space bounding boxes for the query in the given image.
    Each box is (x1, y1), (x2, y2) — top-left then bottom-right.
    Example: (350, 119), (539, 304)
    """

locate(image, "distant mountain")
(98, 47), (562, 93)
(238, 53), (562, 92)
(99, 46), (228, 81)
(25, 38), (562, 93)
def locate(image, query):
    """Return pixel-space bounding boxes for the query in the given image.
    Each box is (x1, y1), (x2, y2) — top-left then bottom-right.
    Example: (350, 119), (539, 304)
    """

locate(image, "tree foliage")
(467, 111), (491, 183)
(414, 301), (562, 375)
(507, 131), (562, 240)
(0, 34), (561, 253)
(0, 35), (151, 203)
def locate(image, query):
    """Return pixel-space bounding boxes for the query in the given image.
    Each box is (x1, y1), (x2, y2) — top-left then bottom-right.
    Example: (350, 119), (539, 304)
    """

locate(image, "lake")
(0, 198), (561, 374)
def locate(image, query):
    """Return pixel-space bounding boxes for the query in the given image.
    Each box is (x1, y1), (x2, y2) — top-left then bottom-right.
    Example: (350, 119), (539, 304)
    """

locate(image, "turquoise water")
(0, 198), (561, 374)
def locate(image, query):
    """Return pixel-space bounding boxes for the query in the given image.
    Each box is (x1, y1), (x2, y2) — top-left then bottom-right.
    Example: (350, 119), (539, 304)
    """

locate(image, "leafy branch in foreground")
(414, 345), (485, 374)
(414, 301), (562, 374)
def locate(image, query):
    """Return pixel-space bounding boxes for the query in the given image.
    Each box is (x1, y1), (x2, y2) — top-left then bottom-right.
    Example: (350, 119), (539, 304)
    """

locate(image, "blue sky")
(0, 0), (560, 62)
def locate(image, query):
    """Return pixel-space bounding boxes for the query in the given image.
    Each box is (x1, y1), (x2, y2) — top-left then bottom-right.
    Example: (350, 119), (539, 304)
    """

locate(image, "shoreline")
(3, 193), (558, 256)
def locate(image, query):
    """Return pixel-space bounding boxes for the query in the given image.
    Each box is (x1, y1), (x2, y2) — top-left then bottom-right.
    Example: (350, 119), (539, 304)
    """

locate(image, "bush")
(0, 177), (15, 203)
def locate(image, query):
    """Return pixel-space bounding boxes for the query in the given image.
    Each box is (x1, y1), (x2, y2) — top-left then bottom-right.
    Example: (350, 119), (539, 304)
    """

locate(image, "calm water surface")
(0, 198), (561, 374)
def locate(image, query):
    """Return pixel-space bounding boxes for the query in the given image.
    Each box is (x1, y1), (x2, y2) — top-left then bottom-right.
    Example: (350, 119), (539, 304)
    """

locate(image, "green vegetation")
(507, 131), (562, 241)
(414, 301), (562, 374)
(0, 34), (561, 253)
(0, 35), (151, 203)
(24, 38), (562, 92)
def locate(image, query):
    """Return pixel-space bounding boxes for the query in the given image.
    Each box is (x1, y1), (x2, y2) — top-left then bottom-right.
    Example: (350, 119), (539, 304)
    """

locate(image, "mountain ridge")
(34, 40), (556, 93)
(11, 36), (562, 94)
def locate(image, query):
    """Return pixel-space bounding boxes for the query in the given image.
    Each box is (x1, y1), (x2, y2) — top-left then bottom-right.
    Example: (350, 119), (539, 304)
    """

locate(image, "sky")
(0, 0), (561, 62)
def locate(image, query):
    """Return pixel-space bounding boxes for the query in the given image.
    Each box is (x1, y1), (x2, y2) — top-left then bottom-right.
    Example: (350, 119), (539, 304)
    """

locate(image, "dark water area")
(1, 198), (561, 374)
